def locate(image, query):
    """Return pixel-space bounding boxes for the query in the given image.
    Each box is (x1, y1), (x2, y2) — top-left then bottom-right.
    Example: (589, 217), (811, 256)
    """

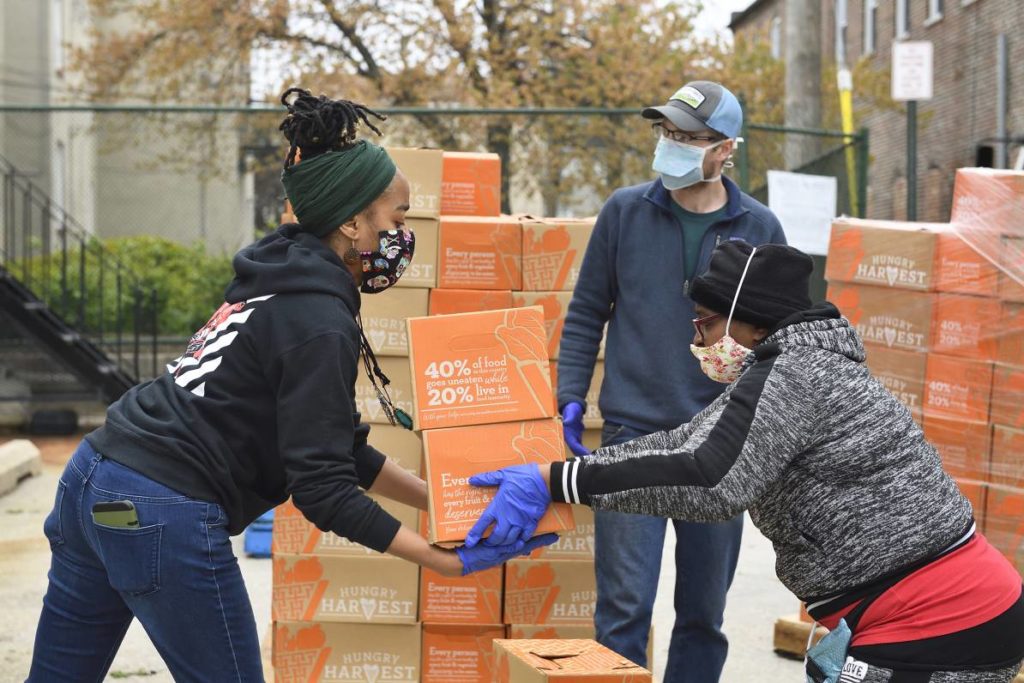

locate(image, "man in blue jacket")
(557, 81), (787, 681)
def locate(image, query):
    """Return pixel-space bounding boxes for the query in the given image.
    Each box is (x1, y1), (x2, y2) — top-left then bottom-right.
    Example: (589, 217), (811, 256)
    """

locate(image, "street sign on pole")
(892, 41), (932, 220)
(892, 41), (933, 101)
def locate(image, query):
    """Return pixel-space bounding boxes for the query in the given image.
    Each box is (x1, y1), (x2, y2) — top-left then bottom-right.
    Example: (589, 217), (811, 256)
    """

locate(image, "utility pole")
(784, 0), (823, 170)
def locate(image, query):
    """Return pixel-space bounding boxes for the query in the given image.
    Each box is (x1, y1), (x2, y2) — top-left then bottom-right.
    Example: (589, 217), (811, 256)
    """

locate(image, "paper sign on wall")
(767, 170), (838, 256)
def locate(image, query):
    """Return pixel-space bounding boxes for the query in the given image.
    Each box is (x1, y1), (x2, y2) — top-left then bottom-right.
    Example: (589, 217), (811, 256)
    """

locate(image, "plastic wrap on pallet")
(826, 176), (1024, 577)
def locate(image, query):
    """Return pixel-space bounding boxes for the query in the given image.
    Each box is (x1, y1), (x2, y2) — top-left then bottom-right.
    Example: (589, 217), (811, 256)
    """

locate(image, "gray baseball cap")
(642, 81), (743, 139)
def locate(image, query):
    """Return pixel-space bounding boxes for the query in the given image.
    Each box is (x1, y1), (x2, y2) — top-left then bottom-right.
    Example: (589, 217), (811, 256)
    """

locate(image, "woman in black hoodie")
(27, 89), (552, 683)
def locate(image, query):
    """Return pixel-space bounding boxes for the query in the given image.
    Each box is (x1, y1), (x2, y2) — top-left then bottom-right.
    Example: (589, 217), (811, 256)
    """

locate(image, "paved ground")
(0, 435), (802, 682)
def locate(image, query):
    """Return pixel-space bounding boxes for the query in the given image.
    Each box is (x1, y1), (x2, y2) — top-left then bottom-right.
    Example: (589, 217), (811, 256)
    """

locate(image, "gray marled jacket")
(549, 303), (974, 601)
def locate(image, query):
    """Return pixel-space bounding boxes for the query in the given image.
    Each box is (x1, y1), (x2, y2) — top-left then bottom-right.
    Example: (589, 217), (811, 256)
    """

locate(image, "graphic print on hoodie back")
(168, 295), (275, 397)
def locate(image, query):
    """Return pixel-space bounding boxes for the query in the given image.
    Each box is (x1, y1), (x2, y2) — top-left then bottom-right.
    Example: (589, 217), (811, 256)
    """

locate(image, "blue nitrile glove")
(465, 464), (552, 548)
(562, 402), (590, 457)
(455, 533), (558, 575)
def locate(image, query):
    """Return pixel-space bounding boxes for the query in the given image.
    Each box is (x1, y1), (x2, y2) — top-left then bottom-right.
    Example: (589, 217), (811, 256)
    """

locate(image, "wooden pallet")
(776, 615), (1024, 683)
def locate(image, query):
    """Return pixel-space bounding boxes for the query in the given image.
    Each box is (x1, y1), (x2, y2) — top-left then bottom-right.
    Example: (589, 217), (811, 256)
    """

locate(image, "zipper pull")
(716, 234), (722, 246)
(683, 279), (690, 295)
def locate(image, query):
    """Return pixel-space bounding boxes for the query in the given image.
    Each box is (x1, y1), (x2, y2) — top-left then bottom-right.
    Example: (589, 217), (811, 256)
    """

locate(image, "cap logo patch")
(671, 86), (706, 109)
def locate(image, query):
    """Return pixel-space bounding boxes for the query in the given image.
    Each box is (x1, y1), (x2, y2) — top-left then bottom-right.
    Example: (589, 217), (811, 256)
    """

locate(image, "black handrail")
(0, 153), (159, 385)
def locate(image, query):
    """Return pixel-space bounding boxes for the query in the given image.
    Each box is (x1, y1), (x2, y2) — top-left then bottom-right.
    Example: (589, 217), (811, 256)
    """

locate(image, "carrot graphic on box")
(491, 225), (523, 290)
(505, 561), (560, 623)
(523, 225), (578, 290)
(496, 309), (553, 418)
(272, 556), (328, 622)
(273, 623), (331, 683)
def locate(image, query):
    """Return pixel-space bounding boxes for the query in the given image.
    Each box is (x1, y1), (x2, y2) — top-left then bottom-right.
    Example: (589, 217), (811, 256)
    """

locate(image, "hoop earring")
(343, 246), (361, 265)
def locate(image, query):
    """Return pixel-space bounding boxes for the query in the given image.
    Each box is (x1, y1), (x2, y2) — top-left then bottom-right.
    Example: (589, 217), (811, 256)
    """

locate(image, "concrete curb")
(0, 440), (42, 497)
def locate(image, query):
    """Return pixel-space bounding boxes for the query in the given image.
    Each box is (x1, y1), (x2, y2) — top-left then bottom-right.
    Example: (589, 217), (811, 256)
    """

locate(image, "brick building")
(730, 0), (1024, 222)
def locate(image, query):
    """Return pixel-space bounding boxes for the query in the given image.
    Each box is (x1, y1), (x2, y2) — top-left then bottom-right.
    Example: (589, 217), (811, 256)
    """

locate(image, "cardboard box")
(550, 362), (604, 429)
(361, 287), (429, 356)
(422, 623), (505, 683)
(429, 289), (513, 316)
(521, 218), (594, 291)
(935, 232), (1002, 297)
(922, 416), (992, 482)
(354, 356), (415, 426)
(407, 307), (554, 430)
(438, 216), (523, 290)
(422, 419), (575, 545)
(273, 496), (419, 557)
(507, 625), (655, 675)
(954, 479), (987, 524)
(441, 151), (502, 217)
(493, 639), (651, 683)
(828, 283), (932, 353)
(396, 217), (439, 289)
(923, 355), (994, 423)
(531, 505), (594, 560)
(419, 565), (503, 624)
(864, 344), (926, 421)
(581, 429), (602, 453)
(504, 558), (596, 625)
(998, 303), (1024, 366)
(991, 364), (1024, 429)
(990, 425), (1024, 490)
(513, 291), (572, 360)
(826, 218), (944, 291)
(272, 554), (418, 624)
(951, 168), (1024, 237)
(273, 621), (420, 683)
(388, 147), (443, 218)
(369, 424), (423, 475)
(997, 235), (1024, 302)
(983, 484), (1024, 574)
(931, 293), (1002, 360)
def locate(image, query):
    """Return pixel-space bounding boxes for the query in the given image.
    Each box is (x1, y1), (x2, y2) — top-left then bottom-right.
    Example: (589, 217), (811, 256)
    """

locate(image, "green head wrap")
(281, 140), (397, 237)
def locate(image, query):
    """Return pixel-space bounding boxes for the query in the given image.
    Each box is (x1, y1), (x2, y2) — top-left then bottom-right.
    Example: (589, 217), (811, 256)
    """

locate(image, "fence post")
(856, 127), (870, 218)
(151, 288), (158, 378)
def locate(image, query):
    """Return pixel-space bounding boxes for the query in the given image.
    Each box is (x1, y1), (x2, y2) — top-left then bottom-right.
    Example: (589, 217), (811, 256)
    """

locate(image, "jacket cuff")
(354, 443), (388, 489)
(549, 459), (590, 505)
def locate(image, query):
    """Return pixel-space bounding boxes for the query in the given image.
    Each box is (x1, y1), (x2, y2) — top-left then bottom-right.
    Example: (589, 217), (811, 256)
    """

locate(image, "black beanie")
(690, 240), (813, 328)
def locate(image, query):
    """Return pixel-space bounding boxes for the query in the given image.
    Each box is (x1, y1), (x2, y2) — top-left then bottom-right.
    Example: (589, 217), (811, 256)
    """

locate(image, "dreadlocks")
(278, 87), (388, 169)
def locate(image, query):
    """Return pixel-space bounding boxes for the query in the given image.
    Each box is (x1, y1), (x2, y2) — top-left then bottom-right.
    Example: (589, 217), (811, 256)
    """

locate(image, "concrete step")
(0, 439), (42, 497)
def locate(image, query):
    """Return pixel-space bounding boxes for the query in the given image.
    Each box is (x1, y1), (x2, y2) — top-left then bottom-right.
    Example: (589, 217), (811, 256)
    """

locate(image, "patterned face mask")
(690, 246), (757, 384)
(360, 228), (415, 294)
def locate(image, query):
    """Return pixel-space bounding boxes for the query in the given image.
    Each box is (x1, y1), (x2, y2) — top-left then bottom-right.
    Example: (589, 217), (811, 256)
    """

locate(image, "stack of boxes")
(271, 147), (617, 681)
(825, 168), (1024, 580)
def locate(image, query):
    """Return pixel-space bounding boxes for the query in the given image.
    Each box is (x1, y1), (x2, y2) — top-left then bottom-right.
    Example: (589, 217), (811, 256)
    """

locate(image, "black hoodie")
(86, 225), (401, 550)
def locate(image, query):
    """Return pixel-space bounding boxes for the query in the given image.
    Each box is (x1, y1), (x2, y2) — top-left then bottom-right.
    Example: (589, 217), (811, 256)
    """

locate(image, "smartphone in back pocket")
(91, 500), (139, 528)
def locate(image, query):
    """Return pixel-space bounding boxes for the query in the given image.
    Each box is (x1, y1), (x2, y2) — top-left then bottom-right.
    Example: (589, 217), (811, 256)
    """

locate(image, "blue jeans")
(27, 440), (262, 682)
(594, 422), (743, 683)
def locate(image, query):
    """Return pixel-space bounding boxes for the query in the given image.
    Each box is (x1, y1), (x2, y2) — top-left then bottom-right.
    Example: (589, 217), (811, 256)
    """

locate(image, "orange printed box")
(419, 565), (503, 624)
(864, 344), (926, 422)
(422, 623), (505, 683)
(387, 147), (443, 218)
(521, 218), (594, 291)
(997, 235), (1024, 303)
(951, 168), (1024, 237)
(828, 283), (933, 353)
(272, 496), (419, 557)
(932, 293), (1002, 360)
(983, 484), (1024, 575)
(990, 425), (1024, 490)
(922, 415), (992, 483)
(441, 151), (502, 217)
(550, 362), (604, 429)
(494, 639), (651, 683)
(507, 624), (655, 675)
(826, 218), (943, 291)
(991, 364), (1024, 429)
(360, 286), (429, 356)
(998, 303), (1024, 366)
(429, 289), (513, 316)
(934, 232), (1001, 298)
(273, 621), (420, 683)
(407, 307), (554, 430)
(422, 419), (574, 545)
(530, 505), (595, 560)
(923, 355), (994, 423)
(354, 356), (415, 425)
(438, 216), (522, 290)
(503, 558), (596, 625)
(272, 554), (418, 624)
(513, 291), (572, 360)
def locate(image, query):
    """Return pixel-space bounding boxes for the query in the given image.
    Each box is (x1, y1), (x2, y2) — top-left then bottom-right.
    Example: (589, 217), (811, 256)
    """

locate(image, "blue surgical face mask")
(652, 137), (726, 190)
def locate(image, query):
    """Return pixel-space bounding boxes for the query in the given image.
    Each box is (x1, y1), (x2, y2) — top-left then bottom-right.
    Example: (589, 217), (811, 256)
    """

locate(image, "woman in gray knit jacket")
(469, 241), (1024, 683)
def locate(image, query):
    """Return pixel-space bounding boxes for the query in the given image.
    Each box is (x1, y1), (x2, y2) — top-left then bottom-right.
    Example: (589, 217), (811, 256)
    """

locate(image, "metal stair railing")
(0, 154), (158, 398)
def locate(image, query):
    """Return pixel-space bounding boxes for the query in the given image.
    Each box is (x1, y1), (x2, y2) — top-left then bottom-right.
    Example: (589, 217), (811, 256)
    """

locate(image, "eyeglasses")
(652, 122), (722, 145)
(693, 313), (723, 345)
